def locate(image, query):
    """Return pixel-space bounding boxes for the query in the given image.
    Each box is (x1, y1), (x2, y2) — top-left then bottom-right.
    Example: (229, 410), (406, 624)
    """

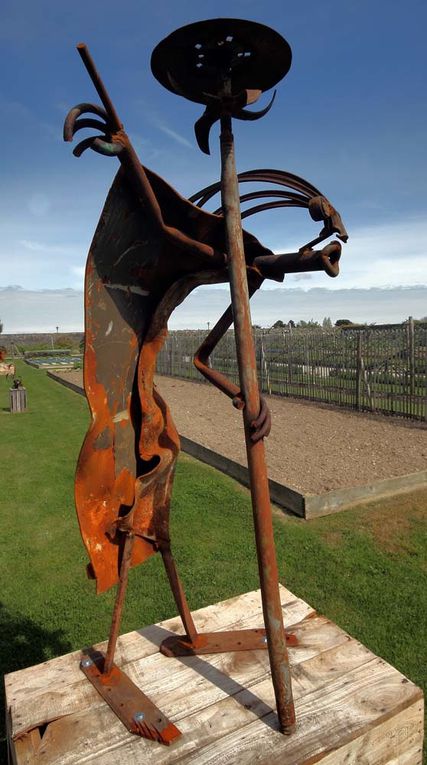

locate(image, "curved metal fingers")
(63, 101), (123, 157)
(63, 102), (108, 141)
(72, 136), (123, 158)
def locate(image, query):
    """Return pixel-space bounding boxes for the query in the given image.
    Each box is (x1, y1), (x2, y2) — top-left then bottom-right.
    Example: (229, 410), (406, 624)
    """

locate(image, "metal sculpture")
(64, 18), (347, 746)
(0, 347), (16, 379)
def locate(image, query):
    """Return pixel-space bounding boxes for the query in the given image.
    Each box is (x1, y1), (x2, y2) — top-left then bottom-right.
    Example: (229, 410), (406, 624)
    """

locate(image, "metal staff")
(150, 18), (298, 733)
(218, 106), (295, 733)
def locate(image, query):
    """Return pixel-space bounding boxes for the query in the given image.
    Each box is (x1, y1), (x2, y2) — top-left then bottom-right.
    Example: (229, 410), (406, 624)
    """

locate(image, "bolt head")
(263, 637), (268, 644)
(134, 711), (145, 722)
(81, 657), (93, 668)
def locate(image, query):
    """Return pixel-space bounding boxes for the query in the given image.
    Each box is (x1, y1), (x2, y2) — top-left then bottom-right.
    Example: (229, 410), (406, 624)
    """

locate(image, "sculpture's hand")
(250, 396), (271, 442)
(63, 101), (124, 157)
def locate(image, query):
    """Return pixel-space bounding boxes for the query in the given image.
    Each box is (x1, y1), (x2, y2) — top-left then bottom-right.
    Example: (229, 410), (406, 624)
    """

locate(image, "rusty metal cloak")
(75, 164), (271, 593)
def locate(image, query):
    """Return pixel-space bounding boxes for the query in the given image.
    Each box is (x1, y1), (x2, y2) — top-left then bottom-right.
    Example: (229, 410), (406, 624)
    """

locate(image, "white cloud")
(1, 285), (425, 334)
(133, 100), (193, 149)
(18, 240), (45, 252)
(267, 216), (427, 291)
(170, 285), (427, 329)
(0, 287), (84, 333)
(70, 266), (85, 280)
(155, 123), (193, 149)
(27, 193), (51, 217)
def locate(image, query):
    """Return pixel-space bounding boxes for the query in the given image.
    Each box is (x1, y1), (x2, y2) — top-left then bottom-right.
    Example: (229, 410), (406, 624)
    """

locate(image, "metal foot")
(80, 651), (181, 745)
(160, 628), (298, 657)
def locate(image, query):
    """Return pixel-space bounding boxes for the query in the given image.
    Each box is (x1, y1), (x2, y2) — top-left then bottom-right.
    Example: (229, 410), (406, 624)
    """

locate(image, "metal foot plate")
(160, 628), (298, 657)
(80, 651), (181, 745)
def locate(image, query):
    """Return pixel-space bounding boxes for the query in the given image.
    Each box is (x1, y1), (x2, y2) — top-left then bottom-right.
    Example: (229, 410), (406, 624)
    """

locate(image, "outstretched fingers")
(250, 396), (271, 442)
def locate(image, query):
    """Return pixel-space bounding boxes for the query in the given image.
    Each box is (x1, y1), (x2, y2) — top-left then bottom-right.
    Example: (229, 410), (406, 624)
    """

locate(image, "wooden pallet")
(5, 587), (424, 764)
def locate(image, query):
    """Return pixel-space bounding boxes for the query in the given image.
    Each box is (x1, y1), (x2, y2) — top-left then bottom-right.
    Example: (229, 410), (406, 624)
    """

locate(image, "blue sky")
(0, 0), (426, 330)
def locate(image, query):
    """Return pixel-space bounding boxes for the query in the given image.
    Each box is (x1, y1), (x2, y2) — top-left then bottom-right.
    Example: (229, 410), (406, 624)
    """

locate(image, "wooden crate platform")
(5, 587), (424, 764)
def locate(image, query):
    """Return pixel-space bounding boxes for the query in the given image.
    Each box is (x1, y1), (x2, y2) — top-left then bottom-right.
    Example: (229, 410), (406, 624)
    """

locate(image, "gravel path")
(54, 370), (426, 495)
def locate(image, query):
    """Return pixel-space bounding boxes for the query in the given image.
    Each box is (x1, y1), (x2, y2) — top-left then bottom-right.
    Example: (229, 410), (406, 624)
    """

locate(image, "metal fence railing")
(156, 321), (427, 421)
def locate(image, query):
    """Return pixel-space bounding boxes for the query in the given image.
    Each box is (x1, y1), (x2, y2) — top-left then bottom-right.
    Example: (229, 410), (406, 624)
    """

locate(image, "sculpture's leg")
(159, 301), (298, 660)
(159, 538), (298, 659)
(80, 528), (181, 745)
(104, 531), (135, 674)
(158, 541), (198, 641)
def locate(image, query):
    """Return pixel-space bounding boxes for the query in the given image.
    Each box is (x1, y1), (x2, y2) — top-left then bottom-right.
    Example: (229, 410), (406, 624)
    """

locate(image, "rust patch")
(93, 427), (113, 450)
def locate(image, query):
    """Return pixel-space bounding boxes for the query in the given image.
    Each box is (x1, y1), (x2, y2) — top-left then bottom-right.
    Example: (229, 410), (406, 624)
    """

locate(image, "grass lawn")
(1, 361), (426, 760)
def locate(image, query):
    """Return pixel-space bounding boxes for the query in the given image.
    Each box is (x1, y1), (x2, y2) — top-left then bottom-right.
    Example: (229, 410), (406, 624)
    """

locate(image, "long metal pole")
(219, 112), (295, 734)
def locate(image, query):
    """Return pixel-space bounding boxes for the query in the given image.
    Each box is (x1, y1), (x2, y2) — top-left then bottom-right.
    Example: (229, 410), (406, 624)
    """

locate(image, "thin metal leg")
(160, 544), (198, 641)
(80, 530), (181, 744)
(104, 531), (135, 674)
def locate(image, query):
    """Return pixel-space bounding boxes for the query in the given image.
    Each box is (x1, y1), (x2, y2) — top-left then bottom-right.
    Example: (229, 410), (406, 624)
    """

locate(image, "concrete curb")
(47, 371), (427, 519)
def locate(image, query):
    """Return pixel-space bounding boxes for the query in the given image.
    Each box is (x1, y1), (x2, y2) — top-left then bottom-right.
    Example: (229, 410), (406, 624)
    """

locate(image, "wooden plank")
(11, 728), (41, 765)
(6, 588), (282, 701)
(22, 650), (422, 764)
(176, 661), (423, 765)
(8, 588), (313, 738)
(305, 470), (427, 519)
(6, 588), (423, 764)
(319, 700), (424, 765)
(14, 635), (374, 764)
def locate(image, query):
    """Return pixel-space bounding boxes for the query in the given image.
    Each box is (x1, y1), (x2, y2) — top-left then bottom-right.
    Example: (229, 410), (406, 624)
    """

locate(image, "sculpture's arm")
(193, 271), (271, 442)
(193, 240), (342, 441)
(63, 45), (227, 271)
(253, 240), (342, 281)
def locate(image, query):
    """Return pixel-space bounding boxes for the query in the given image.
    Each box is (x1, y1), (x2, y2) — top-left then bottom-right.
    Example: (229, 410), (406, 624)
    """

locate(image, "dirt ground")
(55, 370), (426, 495)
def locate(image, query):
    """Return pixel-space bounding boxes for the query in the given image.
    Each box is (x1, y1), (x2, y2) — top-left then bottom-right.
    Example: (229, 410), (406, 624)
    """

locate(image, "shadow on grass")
(0, 603), (72, 760)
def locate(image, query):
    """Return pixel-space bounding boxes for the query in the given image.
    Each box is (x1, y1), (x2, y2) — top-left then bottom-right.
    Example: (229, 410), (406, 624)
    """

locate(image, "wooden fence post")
(356, 333), (362, 410)
(260, 333), (271, 395)
(169, 336), (174, 376)
(408, 316), (415, 400)
(257, 332), (263, 392)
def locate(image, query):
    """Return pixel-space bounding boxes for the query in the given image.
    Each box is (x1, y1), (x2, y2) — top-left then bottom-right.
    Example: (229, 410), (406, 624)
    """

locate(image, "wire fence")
(156, 320), (427, 421)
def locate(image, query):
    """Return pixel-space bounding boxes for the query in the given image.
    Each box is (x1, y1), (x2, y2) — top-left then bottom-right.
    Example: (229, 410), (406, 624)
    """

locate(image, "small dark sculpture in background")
(64, 18), (347, 745)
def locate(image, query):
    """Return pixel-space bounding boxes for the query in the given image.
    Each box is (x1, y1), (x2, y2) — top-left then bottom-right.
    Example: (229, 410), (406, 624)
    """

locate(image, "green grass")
(1, 362), (426, 760)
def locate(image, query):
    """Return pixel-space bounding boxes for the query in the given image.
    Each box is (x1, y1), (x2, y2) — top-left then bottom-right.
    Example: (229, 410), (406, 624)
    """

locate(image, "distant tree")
(272, 320), (285, 328)
(56, 335), (74, 349)
(287, 320), (295, 328)
(252, 324), (261, 330)
(297, 319), (320, 328)
(335, 319), (352, 326)
(0, 318), (3, 334)
(322, 316), (332, 329)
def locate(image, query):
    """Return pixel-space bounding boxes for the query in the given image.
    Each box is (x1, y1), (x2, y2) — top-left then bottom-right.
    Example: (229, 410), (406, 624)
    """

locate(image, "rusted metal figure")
(64, 19), (347, 746)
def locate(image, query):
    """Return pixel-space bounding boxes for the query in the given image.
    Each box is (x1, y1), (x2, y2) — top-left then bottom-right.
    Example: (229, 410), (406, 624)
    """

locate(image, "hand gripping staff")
(64, 19), (347, 745)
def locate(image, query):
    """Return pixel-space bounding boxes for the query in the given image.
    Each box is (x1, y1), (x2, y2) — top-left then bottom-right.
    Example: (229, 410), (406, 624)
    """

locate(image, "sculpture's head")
(190, 168), (348, 285)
